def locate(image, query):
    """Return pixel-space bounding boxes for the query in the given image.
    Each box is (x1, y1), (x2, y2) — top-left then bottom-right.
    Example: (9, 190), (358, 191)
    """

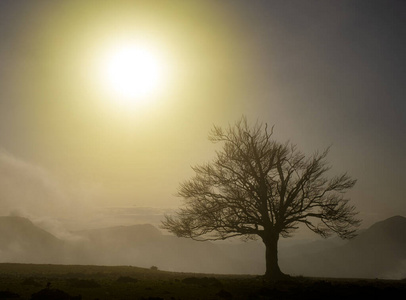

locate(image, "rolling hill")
(280, 215), (406, 279)
(74, 223), (249, 274)
(0, 216), (63, 263)
(0, 215), (404, 279)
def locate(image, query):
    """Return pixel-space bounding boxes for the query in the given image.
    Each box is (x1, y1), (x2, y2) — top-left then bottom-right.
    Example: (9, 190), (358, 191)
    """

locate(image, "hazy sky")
(0, 0), (404, 234)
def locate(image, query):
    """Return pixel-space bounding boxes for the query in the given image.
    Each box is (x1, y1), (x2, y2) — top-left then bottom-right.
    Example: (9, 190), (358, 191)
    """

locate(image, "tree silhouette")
(162, 116), (360, 279)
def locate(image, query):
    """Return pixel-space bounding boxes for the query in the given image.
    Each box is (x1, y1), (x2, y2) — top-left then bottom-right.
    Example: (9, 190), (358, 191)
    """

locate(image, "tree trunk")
(263, 233), (284, 280)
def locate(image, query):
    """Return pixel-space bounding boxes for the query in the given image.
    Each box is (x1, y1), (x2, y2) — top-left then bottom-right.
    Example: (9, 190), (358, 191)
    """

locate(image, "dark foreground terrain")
(0, 264), (404, 300)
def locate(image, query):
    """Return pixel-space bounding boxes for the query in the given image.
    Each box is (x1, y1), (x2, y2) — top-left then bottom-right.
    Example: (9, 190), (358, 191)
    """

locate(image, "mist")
(0, 1), (405, 286)
(1, 213), (405, 279)
(1, 149), (405, 279)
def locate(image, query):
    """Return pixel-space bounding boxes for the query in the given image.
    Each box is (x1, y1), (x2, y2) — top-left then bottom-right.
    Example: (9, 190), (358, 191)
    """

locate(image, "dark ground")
(0, 263), (404, 300)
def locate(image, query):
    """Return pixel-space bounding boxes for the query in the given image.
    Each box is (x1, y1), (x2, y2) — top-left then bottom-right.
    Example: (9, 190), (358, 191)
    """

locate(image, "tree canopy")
(162, 117), (360, 278)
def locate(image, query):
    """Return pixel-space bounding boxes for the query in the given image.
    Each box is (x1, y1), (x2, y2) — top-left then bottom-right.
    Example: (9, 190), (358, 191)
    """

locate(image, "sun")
(102, 43), (165, 105)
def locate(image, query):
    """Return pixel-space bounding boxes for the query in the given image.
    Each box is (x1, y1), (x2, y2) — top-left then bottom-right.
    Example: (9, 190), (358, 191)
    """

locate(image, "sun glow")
(102, 43), (165, 105)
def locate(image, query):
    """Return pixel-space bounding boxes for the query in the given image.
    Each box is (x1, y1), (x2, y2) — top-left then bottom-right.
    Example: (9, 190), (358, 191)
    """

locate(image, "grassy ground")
(0, 263), (404, 299)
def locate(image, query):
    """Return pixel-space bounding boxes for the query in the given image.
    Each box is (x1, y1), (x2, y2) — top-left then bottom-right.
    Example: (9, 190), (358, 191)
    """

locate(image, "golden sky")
(0, 0), (405, 230)
(5, 1), (250, 207)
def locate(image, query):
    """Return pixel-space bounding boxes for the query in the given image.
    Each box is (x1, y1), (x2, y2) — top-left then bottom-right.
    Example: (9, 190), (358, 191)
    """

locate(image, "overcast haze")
(0, 0), (405, 239)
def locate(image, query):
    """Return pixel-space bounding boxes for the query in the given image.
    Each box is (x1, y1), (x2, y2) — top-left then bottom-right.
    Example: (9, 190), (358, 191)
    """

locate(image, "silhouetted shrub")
(150, 266), (158, 271)
(30, 288), (81, 300)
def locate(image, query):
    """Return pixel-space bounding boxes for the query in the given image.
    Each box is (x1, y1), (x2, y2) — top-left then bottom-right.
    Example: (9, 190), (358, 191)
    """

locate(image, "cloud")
(0, 150), (67, 216)
(0, 149), (98, 236)
(0, 149), (172, 237)
(88, 206), (174, 230)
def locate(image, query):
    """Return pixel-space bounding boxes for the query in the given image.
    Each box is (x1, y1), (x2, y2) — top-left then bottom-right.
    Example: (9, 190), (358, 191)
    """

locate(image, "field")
(0, 263), (405, 300)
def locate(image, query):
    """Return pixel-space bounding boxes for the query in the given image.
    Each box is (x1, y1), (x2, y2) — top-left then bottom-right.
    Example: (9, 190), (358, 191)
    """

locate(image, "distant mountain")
(74, 224), (249, 274)
(351, 215), (406, 250)
(0, 216), (62, 263)
(77, 223), (162, 247)
(1, 215), (404, 278)
(280, 215), (406, 279)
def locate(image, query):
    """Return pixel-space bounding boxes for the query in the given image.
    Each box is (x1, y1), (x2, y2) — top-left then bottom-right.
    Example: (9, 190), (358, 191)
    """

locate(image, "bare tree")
(162, 116), (360, 279)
